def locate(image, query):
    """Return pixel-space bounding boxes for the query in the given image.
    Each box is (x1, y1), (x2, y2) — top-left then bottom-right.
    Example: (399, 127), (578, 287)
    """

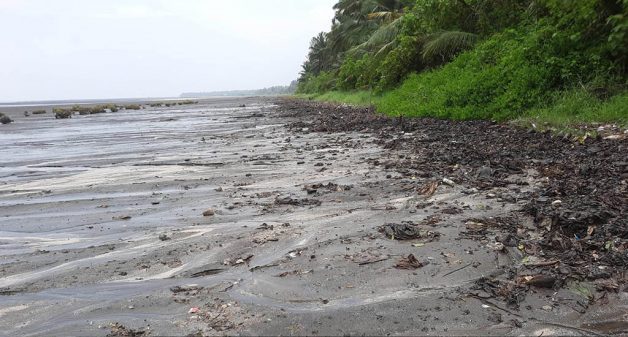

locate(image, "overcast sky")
(0, 0), (336, 102)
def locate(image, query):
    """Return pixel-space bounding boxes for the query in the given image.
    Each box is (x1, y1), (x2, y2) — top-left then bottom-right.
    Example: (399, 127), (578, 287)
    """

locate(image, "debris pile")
(379, 221), (440, 242)
(303, 182), (352, 195)
(275, 195), (322, 207)
(277, 97), (627, 307)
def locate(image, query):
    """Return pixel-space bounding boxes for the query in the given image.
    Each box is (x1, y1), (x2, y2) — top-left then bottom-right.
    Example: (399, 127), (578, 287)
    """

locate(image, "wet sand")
(0, 98), (625, 336)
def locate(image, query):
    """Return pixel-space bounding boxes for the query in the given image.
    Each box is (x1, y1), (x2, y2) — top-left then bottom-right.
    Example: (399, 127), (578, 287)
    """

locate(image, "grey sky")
(0, 0), (336, 102)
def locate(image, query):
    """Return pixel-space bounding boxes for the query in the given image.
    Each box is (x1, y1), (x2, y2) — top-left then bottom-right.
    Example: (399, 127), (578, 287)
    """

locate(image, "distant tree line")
(181, 81), (297, 98)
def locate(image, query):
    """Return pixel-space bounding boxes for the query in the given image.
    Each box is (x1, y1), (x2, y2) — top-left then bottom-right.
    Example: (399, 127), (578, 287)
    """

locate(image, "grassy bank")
(295, 1), (627, 129)
(296, 88), (628, 129)
(517, 91), (628, 127)
(296, 26), (628, 128)
(294, 91), (378, 107)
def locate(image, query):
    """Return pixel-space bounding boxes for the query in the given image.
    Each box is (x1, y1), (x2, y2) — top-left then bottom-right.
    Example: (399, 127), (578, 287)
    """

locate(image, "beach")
(0, 98), (625, 336)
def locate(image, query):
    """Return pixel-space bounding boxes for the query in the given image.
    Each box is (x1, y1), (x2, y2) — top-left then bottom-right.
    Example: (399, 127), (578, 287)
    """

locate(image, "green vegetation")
(61, 104), (120, 115)
(53, 108), (72, 119)
(181, 81), (298, 98)
(71, 105), (91, 115)
(517, 90), (628, 126)
(297, 0), (628, 125)
(32, 109), (47, 115)
(94, 104), (119, 113)
(296, 90), (378, 107)
(178, 100), (198, 105)
(123, 104), (142, 110)
(75, 104), (118, 114)
(88, 107), (106, 114)
(51, 103), (133, 119)
(148, 100), (198, 108)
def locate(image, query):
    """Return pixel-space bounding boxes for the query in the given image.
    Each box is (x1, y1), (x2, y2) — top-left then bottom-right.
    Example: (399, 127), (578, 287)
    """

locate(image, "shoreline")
(0, 97), (625, 336)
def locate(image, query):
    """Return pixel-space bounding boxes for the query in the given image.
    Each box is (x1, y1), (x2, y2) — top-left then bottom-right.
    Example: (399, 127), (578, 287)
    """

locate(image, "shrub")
(32, 109), (47, 114)
(375, 35), (425, 91)
(71, 105), (90, 115)
(299, 0), (627, 125)
(71, 105), (87, 112)
(297, 71), (337, 94)
(337, 57), (361, 91)
(0, 115), (12, 124)
(103, 104), (119, 112)
(146, 101), (197, 107)
(124, 104), (142, 110)
(378, 18), (625, 121)
(54, 108), (72, 119)
(88, 106), (106, 114)
(87, 104), (119, 114)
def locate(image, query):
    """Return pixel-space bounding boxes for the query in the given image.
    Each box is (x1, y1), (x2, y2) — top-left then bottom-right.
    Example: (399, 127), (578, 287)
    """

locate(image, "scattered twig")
(467, 294), (523, 318)
(442, 263), (472, 277)
(249, 263), (279, 272)
(358, 257), (389, 265)
(467, 295), (605, 336)
(221, 283), (235, 292)
(524, 260), (560, 267)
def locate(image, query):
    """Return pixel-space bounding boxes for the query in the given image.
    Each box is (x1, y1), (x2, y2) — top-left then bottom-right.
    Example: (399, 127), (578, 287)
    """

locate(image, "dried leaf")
(394, 254), (428, 269)
(418, 181), (438, 198)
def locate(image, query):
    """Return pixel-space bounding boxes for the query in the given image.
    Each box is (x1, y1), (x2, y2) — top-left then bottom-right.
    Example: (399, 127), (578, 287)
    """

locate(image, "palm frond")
(351, 16), (403, 56)
(366, 11), (403, 23)
(422, 30), (479, 62)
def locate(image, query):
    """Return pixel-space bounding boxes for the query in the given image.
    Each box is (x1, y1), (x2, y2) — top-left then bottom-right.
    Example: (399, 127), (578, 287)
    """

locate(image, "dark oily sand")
(0, 98), (625, 336)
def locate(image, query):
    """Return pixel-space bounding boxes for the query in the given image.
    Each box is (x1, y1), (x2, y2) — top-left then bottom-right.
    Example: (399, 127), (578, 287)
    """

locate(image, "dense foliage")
(297, 0), (627, 122)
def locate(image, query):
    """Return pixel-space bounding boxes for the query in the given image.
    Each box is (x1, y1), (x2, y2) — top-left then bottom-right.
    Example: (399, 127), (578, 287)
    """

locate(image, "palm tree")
(301, 32), (335, 77)
(298, 0), (412, 88)
(328, 0), (410, 62)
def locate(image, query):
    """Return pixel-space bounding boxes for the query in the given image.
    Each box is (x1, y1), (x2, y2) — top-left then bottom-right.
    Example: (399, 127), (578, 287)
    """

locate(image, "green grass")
(295, 90), (379, 107)
(302, 87), (627, 133)
(514, 90), (628, 129)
